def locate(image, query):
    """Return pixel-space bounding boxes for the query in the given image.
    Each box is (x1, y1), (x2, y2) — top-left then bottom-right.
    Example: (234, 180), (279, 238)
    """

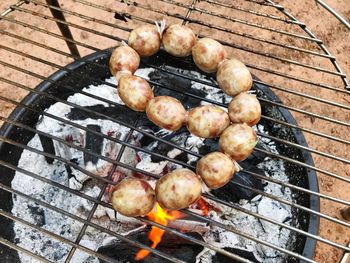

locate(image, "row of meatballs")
(108, 23), (261, 217)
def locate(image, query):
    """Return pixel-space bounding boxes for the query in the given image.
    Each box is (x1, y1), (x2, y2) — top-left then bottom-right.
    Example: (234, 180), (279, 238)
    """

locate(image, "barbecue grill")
(0, 0), (349, 262)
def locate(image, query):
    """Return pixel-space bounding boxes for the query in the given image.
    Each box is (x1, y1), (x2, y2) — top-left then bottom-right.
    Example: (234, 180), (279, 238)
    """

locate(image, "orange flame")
(197, 197), (221, 216)
(135, 203), (183, 261)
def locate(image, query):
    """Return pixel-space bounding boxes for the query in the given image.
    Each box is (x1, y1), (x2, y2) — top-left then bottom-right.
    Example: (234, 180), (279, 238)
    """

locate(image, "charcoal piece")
(143, 50), (197, 72)
(136, 115), (157, 130)
(149, 69), (192, 92)
(63, 158), (80, 180)
(66, 104), (140, 124)
(38, 134), (55, 164)
(240, 142), (267, 166)
(212, 247), (260, 263)
(197, 138), (219, 155)
(64, 164), (75, 180)
(27, 205), (45, 227)
(146, 129), (188, 163)
(97, 231), (204, 263)
(149, 70), (206, 109)
(172, 151), (188, 163)
(84, 125), (103, 165)
(149, 141), (173, 162)
(211, 165), (265, 203)
(137, 128), (157, 147)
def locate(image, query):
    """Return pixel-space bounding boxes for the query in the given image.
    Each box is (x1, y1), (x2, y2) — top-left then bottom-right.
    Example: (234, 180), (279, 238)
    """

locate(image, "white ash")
(136, 151), (168, 175)
(12, 67), (295, 263)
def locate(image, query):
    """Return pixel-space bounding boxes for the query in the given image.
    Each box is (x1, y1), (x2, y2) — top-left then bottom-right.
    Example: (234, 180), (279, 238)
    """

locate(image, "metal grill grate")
(0, 0), (349, 262)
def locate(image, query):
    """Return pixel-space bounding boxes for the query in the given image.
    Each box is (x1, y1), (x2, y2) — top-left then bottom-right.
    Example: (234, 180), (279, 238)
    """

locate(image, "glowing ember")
(135, 203), (183, 260)
(197, 198), (209, 216)
(196, 197), (222, 216)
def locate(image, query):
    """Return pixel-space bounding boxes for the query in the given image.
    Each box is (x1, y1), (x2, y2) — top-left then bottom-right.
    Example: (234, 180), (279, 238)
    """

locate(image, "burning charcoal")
(84, 125), (103, 165)
(62, 159), (93, 190)
(67, 105), (106, 120)
(211, 165), (265, 203)
(38, 134), (55, 164)
(97, 230), (204, 263)
(212, 247), (260, 263)
(94, 205), (116, 220)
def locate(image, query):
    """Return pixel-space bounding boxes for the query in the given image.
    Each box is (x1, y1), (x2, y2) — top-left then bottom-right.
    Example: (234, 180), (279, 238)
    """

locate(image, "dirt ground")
(0, 0), (349, 262)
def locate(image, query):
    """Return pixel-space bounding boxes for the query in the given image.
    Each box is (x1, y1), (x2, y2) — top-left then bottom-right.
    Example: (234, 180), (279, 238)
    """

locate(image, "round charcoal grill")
(0, 0), (349, 263)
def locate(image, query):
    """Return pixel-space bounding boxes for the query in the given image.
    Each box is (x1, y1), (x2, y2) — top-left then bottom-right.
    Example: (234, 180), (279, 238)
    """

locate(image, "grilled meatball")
(111, 178), (155, 217)
(216, 59), (252, 97)
(192, 38), (226, 73)
(196, 152), (235, 189)
(219, 123), (257, 161)
(162, 24), (196, 57)
(128, 25), (161, 57)
(155, 168), (202, 210)
(146, 96), (187, 131)
(187, 105), (230, 138)
(228, 92), (261, 126)
(109, 46), (140, 80)
(118, 75), (154, 112)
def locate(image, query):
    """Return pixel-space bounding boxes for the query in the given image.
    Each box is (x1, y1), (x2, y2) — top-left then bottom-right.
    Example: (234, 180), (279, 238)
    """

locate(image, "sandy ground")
(0, 0), (349, 262)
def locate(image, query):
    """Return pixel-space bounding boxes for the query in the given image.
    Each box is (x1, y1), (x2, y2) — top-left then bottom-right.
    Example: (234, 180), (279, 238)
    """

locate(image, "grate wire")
(0, 0), (349, 262)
